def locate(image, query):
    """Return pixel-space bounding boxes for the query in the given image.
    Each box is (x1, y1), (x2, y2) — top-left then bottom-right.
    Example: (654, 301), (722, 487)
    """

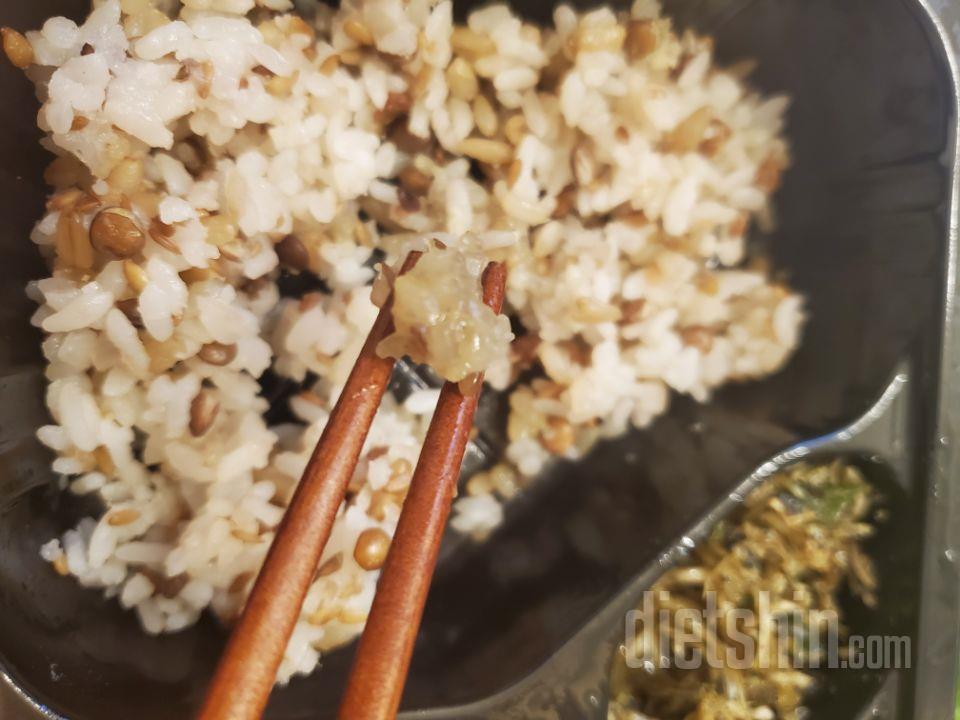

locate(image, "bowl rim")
(4, 0), (960, 718)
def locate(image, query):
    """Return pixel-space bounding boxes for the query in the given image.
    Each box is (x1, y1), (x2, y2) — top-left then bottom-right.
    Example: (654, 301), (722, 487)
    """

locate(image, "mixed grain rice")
(12, 0), (802, 682)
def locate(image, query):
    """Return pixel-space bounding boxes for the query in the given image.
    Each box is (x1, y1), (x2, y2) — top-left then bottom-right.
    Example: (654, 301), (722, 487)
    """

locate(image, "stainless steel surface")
(0, 680), (50, 720)
(1, 685), (27, 718)
(913, 0), (960, 715)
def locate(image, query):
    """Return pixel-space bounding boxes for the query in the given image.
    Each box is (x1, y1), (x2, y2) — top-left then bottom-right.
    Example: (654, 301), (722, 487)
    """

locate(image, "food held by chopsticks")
(12, 0), (802, 687)
(375, 234), (516, 386)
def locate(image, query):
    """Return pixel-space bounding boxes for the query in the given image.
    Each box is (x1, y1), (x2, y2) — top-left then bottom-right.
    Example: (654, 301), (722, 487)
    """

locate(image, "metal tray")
(1, 0), (959, 718)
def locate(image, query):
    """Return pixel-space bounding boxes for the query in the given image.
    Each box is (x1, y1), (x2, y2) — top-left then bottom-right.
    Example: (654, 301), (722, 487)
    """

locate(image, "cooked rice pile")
(9, 0), (802, 682)
(608, 461), (878, 720)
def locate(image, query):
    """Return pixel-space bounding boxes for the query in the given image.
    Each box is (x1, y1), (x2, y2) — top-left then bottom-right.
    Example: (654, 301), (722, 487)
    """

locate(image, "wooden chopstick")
(197, 254), (420, 720)
(337, 262), (507, 720)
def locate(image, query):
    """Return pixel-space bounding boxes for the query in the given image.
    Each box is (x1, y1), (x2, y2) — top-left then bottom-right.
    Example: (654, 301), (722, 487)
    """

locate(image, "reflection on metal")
(811, 370), (908, 448)
(747, 366), (911, 492)
(914, 0), (960, 717)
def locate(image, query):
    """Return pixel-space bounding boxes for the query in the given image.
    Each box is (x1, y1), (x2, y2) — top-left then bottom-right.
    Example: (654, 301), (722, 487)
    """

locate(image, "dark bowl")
(0, 0), (957, 718)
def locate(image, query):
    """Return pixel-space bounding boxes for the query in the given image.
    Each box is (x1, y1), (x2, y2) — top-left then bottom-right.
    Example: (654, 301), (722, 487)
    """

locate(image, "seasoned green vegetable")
(609, 461), (878, 720)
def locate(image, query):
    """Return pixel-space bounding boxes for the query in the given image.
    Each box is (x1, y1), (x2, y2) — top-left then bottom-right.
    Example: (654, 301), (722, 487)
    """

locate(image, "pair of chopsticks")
(197, 254), (507, 720)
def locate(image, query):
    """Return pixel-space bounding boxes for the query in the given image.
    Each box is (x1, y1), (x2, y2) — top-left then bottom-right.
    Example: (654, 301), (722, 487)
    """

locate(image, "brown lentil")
(91, 207), (145, 258)
(275, 234), (311, 272)
(189, 389), (220, 437)
(353, 528), (391, 570)
(198, 342), (238, 367)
